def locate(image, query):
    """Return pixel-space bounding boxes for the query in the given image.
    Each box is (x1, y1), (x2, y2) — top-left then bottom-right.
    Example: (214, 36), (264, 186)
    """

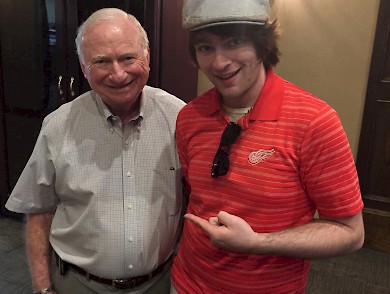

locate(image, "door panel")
(364, 103), (390, 198)
(356, 0), (390, 252)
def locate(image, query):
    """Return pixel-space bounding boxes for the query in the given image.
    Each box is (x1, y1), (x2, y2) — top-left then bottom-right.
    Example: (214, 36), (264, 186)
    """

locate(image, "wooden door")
(0, 0), (61, 218)
(356, 0), (390, 252)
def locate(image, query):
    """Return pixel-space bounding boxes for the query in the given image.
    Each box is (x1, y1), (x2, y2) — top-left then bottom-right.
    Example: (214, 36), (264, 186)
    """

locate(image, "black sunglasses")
(211, 122), (242, 178)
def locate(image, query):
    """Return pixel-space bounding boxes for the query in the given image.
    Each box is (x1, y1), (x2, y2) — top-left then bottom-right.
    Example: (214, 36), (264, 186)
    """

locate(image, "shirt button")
(128, 264), (134, 270)
(128, 204), (133, 209)
(128, 236), (134, 242)
(126, 171), (132, 177)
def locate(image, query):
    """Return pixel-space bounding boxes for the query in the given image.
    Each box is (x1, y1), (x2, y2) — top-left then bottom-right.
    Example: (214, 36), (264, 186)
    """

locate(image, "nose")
(211, 49), (231, 71)
(109, 61), (127, 82)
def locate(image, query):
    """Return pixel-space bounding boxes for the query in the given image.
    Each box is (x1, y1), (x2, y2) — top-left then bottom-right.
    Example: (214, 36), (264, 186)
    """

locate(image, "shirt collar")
(203, 88), (223, 116)
(202, 68), (284, 121)
(249, 68), (284, 121)
(95, 90), (146, 126)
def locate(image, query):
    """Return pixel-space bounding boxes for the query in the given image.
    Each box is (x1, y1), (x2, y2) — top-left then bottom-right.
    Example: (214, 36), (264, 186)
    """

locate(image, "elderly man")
(6, 8), (185, 294)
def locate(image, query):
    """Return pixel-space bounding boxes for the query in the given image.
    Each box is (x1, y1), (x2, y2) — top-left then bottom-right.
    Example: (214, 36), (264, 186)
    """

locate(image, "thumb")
(216, 211), (233, 226)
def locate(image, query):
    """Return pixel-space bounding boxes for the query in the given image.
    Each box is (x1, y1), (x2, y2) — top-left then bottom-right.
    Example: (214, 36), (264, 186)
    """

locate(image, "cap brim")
(188, 20), (266, 31)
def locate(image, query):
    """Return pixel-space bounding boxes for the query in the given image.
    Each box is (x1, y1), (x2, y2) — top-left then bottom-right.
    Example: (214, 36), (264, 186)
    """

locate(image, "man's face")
(80, 19), (150, 112)
(194, 31), (264, 108)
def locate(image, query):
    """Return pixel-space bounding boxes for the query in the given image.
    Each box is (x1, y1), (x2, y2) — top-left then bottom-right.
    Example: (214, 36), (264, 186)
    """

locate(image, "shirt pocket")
(136, 168), (183, 216)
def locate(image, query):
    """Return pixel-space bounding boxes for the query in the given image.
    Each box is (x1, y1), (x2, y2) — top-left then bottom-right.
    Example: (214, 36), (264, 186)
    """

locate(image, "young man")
(171, 0), (364, 293)
(6, 8), (185, 294)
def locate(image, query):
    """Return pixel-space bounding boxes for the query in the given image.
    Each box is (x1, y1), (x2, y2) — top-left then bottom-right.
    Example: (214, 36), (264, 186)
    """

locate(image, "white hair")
(75, 8), (149, 63)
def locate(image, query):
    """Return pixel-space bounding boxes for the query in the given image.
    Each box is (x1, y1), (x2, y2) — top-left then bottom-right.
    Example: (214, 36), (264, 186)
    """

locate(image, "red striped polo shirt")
(171, 69), (363, 293)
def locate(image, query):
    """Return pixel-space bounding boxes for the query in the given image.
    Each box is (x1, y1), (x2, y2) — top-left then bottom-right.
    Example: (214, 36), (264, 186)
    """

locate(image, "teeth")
(218, 69), (240, 79)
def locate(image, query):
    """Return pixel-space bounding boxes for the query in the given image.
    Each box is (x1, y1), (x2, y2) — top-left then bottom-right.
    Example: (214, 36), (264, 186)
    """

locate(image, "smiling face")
(194, 31), (266, 108)
(80, 17), (150, 119)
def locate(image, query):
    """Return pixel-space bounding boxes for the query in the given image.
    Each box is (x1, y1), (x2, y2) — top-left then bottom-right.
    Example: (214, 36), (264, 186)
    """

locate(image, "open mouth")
(216, 68), (240, 80)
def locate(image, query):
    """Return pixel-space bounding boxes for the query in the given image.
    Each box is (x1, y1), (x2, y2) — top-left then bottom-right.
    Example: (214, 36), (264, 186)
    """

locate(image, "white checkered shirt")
(6, 86), (186, 279)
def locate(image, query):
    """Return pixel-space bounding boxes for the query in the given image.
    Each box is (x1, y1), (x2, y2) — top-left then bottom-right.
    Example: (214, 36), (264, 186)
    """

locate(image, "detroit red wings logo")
(248, 148), (275, 165)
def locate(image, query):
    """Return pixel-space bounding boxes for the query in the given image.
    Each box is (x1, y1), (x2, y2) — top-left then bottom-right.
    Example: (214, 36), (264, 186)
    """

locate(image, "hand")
(184, 211), (258, 253)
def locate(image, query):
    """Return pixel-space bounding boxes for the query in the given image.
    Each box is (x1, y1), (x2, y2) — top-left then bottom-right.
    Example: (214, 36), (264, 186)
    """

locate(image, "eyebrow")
(193, 34), (212, 44)
(193, 33), (216, 44)
(90, 55), (108, 61)
(90, 52), (137, 61)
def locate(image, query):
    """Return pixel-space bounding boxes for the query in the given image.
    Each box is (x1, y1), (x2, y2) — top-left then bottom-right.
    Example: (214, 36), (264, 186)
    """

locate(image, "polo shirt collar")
(206, 87), (221, 114)
(249, 68), (284, 121)
(203, 68), (284, 121)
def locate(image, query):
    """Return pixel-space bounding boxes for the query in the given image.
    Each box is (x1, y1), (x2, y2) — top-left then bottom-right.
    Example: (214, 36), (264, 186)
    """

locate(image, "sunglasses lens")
(211, 122), (242, 178)
(211, 149), (229, 177)
(220, 123), (242, 146)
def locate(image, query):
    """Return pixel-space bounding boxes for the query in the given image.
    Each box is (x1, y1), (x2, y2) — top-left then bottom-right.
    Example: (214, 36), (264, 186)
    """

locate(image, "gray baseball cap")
(183, 0), (270, 31)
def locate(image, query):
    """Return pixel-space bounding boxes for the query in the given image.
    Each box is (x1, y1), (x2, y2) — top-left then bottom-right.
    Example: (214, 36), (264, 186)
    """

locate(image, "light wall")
(197, 0), (380, 158)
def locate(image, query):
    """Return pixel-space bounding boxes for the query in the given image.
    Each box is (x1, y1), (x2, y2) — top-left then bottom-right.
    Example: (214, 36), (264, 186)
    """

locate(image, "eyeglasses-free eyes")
(211, 122), (242, 178)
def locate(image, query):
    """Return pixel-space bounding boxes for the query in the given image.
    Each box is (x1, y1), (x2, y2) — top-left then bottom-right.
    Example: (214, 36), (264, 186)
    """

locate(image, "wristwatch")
(32, 286), (54, 294)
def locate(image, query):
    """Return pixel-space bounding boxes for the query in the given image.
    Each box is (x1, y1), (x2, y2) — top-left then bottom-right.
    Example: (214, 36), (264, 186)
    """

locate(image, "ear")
(144, 47), (151, 72)
(80, 60), (88, 79)
(146, 47), (150, 64)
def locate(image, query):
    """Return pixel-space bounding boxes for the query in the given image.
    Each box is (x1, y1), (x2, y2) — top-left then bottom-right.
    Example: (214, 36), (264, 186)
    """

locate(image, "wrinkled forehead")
(84, 19), (135, 39)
